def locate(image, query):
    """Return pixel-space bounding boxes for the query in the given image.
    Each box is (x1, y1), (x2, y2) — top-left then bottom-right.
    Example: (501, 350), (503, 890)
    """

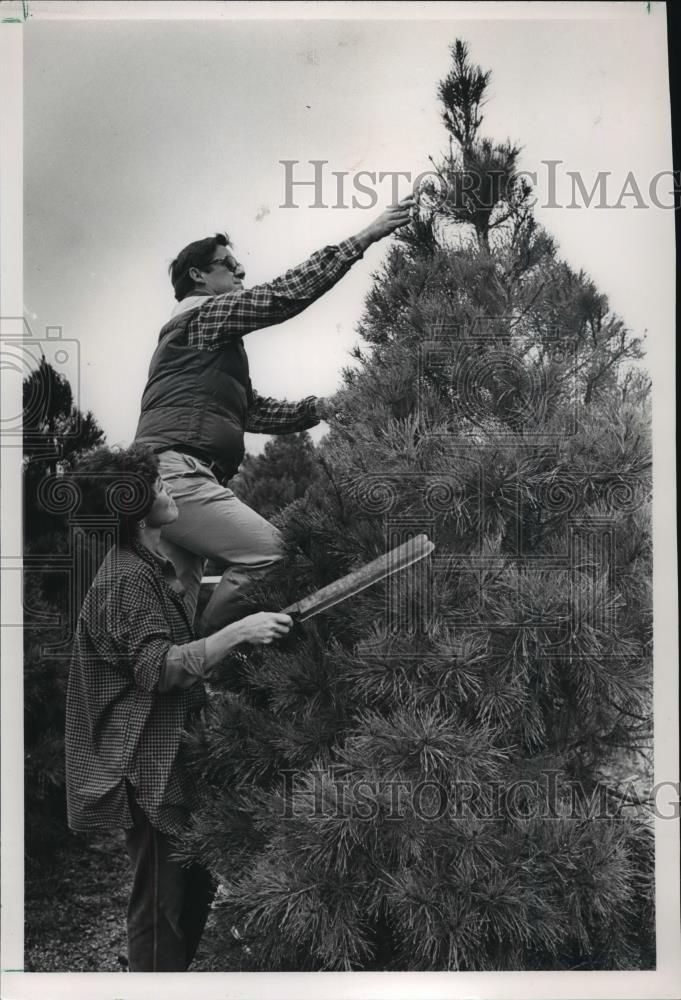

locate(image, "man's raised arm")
(186, 197), (415, 350)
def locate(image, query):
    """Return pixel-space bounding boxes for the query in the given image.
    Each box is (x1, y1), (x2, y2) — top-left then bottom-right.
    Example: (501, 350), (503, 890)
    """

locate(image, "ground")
(24, 829), (227, 973)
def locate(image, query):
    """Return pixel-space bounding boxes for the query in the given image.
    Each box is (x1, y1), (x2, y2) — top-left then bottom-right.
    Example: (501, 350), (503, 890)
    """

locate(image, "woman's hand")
(204, 611), (294, 668)
(236, 611), (294, 645)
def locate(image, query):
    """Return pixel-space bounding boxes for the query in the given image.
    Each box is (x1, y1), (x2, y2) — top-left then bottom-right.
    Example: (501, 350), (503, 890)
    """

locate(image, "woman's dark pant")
(124, 793), (215, 971)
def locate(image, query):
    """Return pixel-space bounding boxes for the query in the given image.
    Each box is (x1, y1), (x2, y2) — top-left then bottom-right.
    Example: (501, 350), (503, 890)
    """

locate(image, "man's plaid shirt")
(173, 236), (365, 434)
(65, 541), (206, 837)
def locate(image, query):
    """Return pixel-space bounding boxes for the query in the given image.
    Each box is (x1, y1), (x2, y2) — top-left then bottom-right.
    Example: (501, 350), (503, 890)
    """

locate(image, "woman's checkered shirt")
(65, 541), (206, 837)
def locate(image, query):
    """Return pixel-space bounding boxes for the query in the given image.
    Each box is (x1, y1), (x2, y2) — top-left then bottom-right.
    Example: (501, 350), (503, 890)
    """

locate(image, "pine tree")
(181, 41), (654, 970)
(24, 358), (106, 855)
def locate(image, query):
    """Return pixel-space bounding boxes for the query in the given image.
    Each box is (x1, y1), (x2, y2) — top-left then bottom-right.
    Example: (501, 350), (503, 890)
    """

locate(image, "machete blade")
(282, 533), (434, 622)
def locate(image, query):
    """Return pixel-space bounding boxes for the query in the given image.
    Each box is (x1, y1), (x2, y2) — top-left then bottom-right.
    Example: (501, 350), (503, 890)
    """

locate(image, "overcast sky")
(24, 4), (673, 454)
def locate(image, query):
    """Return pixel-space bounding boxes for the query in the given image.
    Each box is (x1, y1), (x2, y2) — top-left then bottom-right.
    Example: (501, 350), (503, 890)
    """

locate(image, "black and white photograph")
(1, 2), (679, 998)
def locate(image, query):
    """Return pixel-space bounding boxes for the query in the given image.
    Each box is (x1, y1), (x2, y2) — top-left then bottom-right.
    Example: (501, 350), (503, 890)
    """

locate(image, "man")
(135, 196), (415, 634)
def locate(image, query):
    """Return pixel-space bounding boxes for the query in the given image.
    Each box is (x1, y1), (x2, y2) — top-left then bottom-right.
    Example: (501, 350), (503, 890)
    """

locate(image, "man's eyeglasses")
(207, 255), (241, 274)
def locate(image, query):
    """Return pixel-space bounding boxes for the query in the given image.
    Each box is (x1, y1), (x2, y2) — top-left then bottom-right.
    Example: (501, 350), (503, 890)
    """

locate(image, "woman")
(64, 443), (292, 972)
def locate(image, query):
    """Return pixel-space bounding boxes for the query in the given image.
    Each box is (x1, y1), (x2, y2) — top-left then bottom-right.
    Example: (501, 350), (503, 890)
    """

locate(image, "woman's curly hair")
(70, 443), (160, 547)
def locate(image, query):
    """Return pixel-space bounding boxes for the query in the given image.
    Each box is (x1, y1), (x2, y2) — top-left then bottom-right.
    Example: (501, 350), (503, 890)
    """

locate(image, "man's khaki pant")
(157, 450), (284, 634)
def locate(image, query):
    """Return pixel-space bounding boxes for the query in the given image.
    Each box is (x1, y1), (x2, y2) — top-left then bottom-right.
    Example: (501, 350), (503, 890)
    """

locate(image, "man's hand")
(356, 195), (416, 251)
(314, 396), (337, 422)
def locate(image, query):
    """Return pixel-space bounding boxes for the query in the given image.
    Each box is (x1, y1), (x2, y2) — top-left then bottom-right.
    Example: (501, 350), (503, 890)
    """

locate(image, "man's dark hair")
(169, 232), (232, 302)
(71, 444), (160, 547)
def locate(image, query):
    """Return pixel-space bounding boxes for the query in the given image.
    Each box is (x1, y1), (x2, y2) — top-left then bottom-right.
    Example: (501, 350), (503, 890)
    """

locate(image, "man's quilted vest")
(134, 307), (253, 479)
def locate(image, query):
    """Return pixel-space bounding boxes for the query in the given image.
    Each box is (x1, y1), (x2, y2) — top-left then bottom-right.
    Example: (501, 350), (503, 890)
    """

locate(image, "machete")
(281, 533), (434, 623)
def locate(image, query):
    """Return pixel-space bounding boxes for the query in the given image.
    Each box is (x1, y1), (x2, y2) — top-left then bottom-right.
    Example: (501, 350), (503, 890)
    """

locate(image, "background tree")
(180, 40), (653, 970)
(231, 431), (321, 523)
(23, 358), (105, 855)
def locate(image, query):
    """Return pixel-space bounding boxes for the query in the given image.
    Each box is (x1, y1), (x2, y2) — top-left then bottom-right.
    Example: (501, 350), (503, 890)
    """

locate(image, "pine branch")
(316, 454), (348, 522)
